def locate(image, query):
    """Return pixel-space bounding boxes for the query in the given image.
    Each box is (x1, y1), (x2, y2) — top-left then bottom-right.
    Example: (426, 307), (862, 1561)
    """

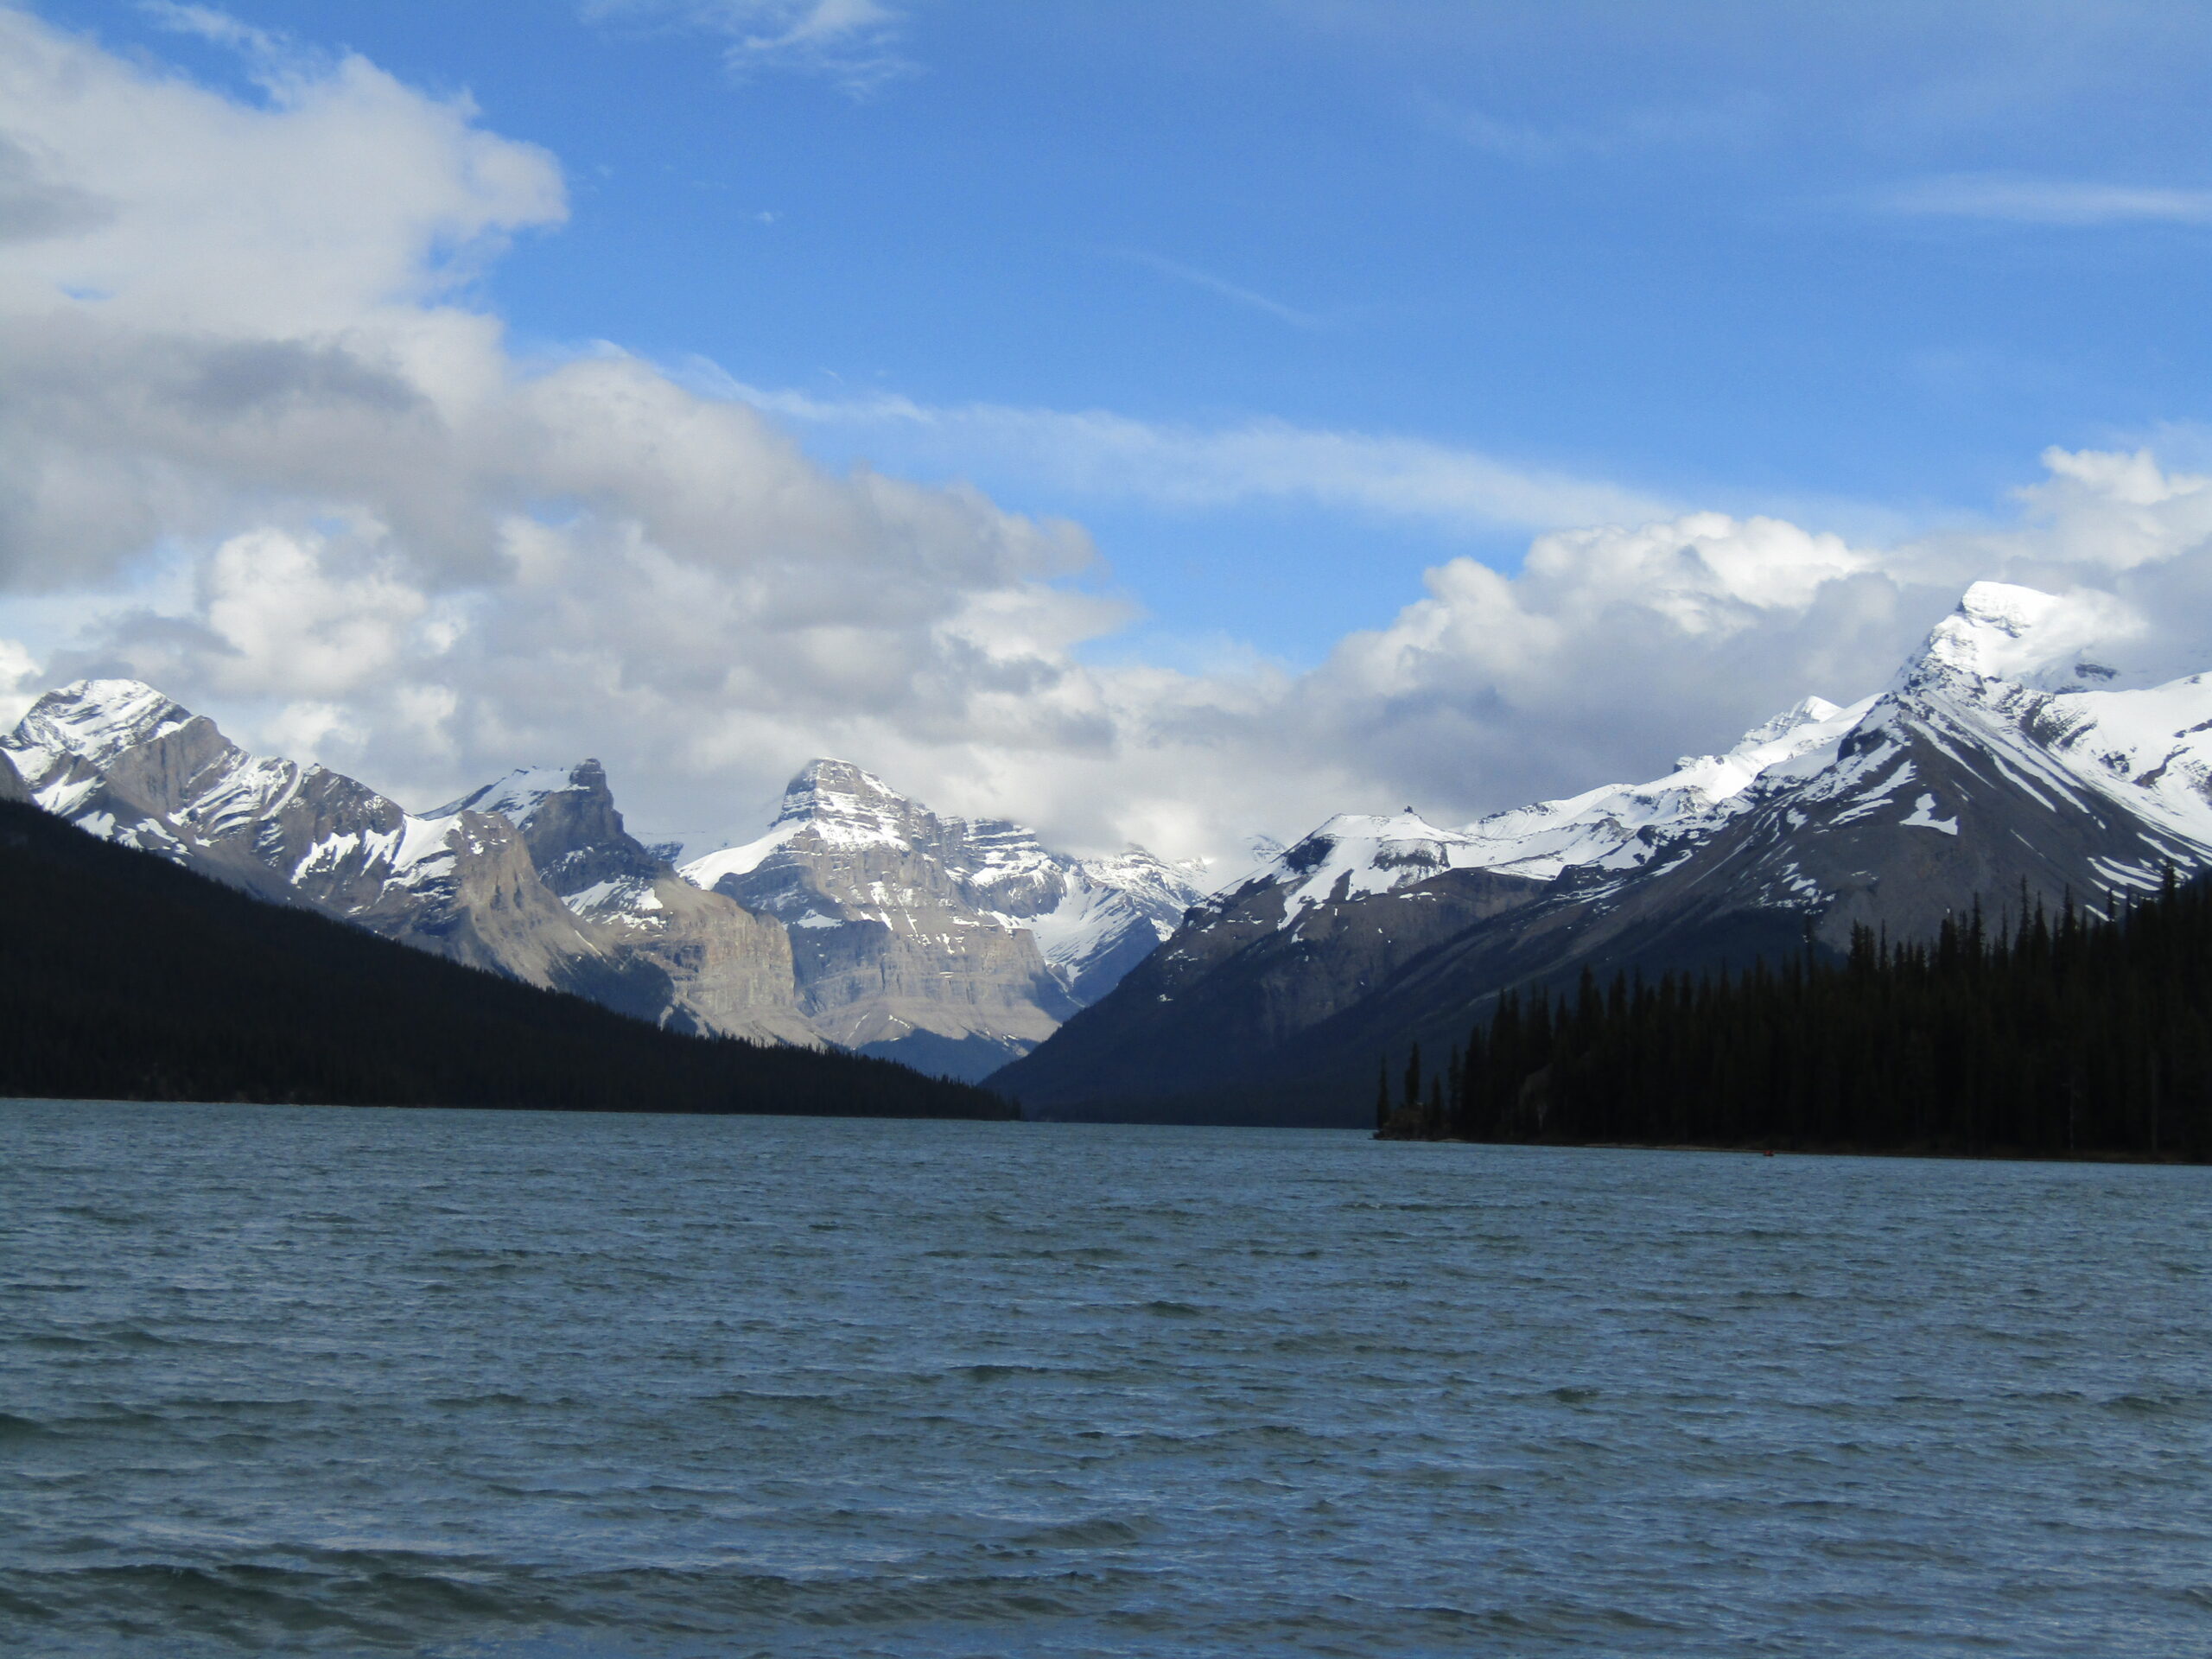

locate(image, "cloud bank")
(3, 9), (2212, 870)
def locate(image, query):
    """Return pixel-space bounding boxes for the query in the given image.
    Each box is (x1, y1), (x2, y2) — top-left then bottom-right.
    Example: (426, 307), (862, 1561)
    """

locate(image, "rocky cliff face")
(432, 761), (816, 1046)
(995, 582), (2212, 1124)
(677, 760), (1205, 1077)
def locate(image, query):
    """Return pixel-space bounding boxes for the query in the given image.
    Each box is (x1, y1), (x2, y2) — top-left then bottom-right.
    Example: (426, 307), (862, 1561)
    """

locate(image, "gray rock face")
(677, 760), (1205, 1077)
(997, 582), (2212, 1123)
(432, 761), (816, 1047)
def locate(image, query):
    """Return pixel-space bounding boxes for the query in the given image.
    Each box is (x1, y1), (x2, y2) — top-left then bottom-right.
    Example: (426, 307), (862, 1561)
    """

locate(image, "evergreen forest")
(0, 801), (1011, 1119)
(1378, 873), (2212, 1159)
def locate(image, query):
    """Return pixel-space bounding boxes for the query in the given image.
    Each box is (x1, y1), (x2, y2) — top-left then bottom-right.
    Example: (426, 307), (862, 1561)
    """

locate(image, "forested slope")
(1381, 874), (2212, 1159)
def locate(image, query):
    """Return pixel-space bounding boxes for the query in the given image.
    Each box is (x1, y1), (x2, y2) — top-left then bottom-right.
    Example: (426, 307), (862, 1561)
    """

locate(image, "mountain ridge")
(2, 686), (1200, 1077)
(993, 582), (2212, 1124)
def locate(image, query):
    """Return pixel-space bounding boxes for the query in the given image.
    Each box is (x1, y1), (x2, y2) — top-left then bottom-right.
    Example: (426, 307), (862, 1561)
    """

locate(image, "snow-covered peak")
(778, 758), (915, 830)
(1909, 582), (2143, 695)
(1456, 695), (1876, 886)
(1727, 695), (1845, 757)
(1234, 695), (1884, 928)
(681, 757), (921, 891)
(1248, 810), (1492, 925)
(431, 760), (605, 827)
(5, 679), (199, 773)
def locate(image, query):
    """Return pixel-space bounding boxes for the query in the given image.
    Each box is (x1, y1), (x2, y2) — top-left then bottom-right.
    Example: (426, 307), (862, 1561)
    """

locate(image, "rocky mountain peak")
(8, 679), (201, 776)
(1906, 581), (2138, 697)
(1726, 695), (1846, 755)
(435, 758), (661, 899)
(779, 759), (921, 834)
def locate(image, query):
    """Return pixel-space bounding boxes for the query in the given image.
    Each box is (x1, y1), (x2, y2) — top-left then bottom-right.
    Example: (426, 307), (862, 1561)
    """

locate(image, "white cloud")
(138, 2), (282, 60)
(0, 636), (39, 727)
(583, 0), (912, 95)
(9, 11), (2212, 872)
(694, 372), (1677, 535)
(1876, 175), (2212, 226)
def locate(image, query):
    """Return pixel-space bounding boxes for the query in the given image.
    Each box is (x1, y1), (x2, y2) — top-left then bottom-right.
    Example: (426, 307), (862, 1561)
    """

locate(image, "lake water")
(3, 1101), (2209, 1657)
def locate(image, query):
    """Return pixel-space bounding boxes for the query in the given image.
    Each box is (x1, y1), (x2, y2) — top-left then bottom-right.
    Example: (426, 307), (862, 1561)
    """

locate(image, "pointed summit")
(775, 758), (921, 835)
(435, 758), (659, 899)
(1907, 581), (2139, 694)
(6, 679), (200, 778)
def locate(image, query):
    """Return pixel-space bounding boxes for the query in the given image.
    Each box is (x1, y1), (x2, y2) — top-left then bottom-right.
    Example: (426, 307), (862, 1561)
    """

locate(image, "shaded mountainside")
(998, 583), (2212, 1126)
(434, 760), (820, 1047)
(0, 795), (1010, 1118)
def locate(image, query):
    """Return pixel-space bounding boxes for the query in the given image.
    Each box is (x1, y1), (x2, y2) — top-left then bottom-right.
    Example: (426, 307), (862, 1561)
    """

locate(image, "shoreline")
(1374, 1131), (2211, 1166)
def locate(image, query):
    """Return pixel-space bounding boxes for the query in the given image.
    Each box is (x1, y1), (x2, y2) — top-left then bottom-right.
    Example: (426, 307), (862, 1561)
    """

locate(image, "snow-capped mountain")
(1, 684), (1198, 1076)
(677, 760), (1205, 1077)
(0, 681), (677, 1018)
(426, 760), (819, 1046)
(1232, 693), (1875, 932)
(28, 578), (2190, 1110)
(995, 582), (2212, 1124)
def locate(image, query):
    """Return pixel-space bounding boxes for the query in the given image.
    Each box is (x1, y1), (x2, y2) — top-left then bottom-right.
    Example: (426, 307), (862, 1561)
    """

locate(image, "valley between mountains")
(11, 580), (2212, 1120)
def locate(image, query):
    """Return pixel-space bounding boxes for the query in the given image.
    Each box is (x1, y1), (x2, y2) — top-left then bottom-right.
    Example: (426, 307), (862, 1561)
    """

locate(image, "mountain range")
(11, 580), (2209, 1121)
(0, 684), (1204, 1080)
(996, 582), (2212, 1124)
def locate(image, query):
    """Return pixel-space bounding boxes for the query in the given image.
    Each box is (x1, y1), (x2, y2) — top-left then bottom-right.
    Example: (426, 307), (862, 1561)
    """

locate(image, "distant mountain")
(3, 683), (1200, 1078)
(995, 582), (2212, 1126)
(677, 760), (1206, 1077)
(3, 682), (688, 1027)
(0, 789), (1009, 1117)
(429, 760), (818, 1046)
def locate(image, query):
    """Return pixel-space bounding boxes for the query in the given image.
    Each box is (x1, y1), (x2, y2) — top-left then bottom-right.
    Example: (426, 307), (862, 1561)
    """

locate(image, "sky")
(3, 0), (2212, 861)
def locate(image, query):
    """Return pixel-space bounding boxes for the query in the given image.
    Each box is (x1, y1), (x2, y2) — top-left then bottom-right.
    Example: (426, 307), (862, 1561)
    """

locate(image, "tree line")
(1377, 871), (2212, 1159)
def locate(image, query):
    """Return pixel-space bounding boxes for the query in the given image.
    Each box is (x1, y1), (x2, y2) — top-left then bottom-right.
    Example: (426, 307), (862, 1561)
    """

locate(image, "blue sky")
(5, 2), (2212, 854)
(36, 0), (2212, 663)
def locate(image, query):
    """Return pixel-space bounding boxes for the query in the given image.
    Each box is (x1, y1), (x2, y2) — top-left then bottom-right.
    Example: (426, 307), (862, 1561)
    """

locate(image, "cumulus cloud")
(8, 10), (2212, 871)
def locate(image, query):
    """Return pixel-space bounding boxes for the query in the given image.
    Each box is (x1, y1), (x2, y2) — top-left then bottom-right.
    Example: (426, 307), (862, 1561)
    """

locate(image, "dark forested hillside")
(1381, 874), (2212, 1159)
(0, 800), (1011, 1118)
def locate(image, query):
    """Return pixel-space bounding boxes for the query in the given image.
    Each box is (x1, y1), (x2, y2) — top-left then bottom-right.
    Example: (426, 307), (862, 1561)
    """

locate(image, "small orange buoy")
(1763, 1149), (1775, 1158)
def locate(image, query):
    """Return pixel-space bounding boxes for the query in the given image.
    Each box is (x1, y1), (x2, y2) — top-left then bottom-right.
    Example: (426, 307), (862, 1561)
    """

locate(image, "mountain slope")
(678, 760), (1205, 1078)
(432, 760), (818, 1046)
(0, 796), (1009, 1117)
(3, 685), (1203, 1072)
(996, 583), (2212, 1126)
(1, 681), (681, 1022)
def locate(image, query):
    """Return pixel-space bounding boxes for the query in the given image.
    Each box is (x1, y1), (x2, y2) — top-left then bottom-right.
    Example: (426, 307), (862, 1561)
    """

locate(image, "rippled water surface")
(4, 1101), (2211, 1656)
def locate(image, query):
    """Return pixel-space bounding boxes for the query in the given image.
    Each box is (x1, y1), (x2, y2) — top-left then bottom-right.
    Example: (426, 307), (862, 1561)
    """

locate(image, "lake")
(3, 1100), (2209, 1656)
